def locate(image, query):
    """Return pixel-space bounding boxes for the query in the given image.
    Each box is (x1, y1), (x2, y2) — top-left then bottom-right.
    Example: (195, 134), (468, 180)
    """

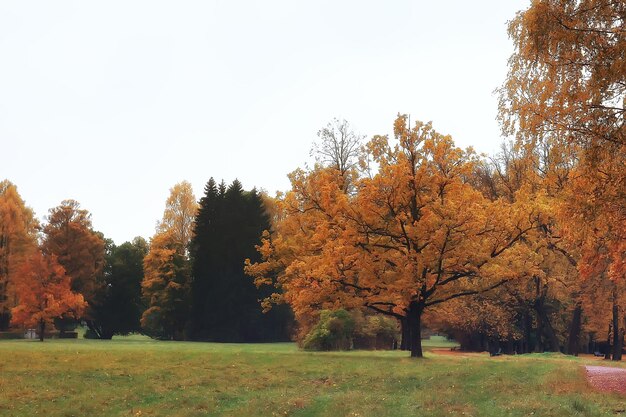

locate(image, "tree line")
(0, 0), (623, 358)
(0, 180), (291, 342)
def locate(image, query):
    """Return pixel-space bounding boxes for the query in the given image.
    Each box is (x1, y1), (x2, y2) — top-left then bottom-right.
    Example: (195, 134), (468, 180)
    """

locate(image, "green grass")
(0, 336), (624, 417)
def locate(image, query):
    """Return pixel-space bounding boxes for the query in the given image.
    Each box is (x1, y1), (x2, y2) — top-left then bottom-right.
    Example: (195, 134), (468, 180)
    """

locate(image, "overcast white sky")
(1, 0), (529, 244)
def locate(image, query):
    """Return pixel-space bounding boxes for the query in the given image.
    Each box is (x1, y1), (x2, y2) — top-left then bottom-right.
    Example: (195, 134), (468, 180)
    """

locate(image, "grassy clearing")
(0, 336), (624, 417)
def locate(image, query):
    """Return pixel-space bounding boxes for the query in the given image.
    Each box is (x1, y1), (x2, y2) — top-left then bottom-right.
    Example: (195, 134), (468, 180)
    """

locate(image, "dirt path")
(585, 365), (626, 394)
(429, 348), (487, 358)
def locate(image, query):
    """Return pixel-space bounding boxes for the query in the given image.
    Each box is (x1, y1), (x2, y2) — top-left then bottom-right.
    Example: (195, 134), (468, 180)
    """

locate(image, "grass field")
(1, 335), (625, 417)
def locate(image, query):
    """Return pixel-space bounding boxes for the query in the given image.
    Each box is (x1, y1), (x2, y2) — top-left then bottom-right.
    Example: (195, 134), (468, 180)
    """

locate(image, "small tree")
(11, 252), (86, 341)
(141, 231), (189, 340)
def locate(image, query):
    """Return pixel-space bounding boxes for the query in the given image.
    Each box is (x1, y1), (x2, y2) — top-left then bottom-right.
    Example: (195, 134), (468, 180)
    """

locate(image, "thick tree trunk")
(533, 301), (560, 352)
(408, 302), (424, 358)
(39, 320), (45, 342)
(0, 310), (10, 331)
(532, 299), (559, 353)
(566, 304), (582, 356)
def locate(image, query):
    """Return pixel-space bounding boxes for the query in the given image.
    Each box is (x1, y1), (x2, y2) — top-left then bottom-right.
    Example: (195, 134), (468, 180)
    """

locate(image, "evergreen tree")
(88, 237), (148, 339)
(190, 179), (291, 341)
(189, 178), (223, 338)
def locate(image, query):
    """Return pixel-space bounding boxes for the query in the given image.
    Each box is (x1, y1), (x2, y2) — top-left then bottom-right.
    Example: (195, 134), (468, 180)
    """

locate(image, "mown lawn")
(0, 335), (624, 417)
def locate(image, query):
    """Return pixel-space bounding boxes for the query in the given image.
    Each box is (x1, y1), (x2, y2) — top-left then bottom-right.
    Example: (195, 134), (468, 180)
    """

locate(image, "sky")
(0, 0), (529, 245)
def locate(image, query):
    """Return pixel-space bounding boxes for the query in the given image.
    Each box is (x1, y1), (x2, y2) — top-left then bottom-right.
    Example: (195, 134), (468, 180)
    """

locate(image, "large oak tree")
(248, 116), (540, 357)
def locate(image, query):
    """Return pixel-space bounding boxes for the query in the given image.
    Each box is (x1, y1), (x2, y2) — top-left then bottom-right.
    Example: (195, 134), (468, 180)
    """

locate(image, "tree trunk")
(408, 302), (424, 358)
(566, 304), (582, 356)
(532, 303), (559, 352)
(39, 319), (45, 342)
(612, 296), (622, 361)
(605, 322), (612, 360)
(523, 310), (532, 354)
(534, 307), (544, 353)
(586, 332), (593, 355)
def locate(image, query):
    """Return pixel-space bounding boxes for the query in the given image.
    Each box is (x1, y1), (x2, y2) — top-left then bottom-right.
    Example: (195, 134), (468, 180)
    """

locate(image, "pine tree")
(189, 179), (291, 342)
(189, 178), (223, 338)
(89, 237), (148, 339)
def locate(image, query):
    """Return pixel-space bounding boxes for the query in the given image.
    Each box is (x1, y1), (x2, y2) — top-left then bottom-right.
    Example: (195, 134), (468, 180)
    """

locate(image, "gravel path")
(585, 365), (626, 394)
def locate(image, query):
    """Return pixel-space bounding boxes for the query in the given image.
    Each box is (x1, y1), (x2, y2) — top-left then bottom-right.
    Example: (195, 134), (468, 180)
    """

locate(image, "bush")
(83, 328), (100, 339)
(353, 312), (399, 350)
(0, 331), (24, 340)
(302, 309), (354, 351)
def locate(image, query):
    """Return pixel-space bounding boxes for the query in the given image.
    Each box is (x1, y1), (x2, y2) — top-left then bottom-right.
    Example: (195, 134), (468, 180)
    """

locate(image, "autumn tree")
(425, 291), (522, 353)
(0, 180), (38, 329)
(156, 181), (198, 253)
(499, 0), (624, 150)
(499, 0), (625, 284)
(247, 115), (541, 357)
(41, 200), (105, 316)
(11, 251), (86, 341)
(190, 179), (291, 342)
(141, 182), (197, 339)
(141, 230), (189, 339)
(500, 0), (625, 357)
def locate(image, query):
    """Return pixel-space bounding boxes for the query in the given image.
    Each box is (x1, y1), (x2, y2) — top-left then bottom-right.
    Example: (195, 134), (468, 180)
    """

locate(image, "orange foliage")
(247, 115), (542, 356)
(0, 180), (39, 326)
(10, 252), (86, 340)
(42, 200), (105, 304)
(141, 230), (190, 340)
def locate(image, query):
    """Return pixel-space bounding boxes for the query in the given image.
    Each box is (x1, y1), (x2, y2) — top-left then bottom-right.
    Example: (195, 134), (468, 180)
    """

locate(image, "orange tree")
(0, 180), (38, 329)
(141, 182), (196, 340)
(247, 115), (541, 357)
(42, 200), (105, 309)
(499, 0), (624, 286)
(499, 0), (625, 356)
(11, 251), (86, 341)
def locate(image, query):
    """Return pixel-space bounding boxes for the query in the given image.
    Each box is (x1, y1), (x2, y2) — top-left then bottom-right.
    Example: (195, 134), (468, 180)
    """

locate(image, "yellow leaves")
(157, 181), (198, 249)
(247, 115), (545, 336)
(140, 229), (191, 335)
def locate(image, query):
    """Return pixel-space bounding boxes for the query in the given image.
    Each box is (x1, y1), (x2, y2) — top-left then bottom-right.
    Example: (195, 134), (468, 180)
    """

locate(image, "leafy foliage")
(141, 182), (197, 340)
(0, 180), (38, 329)
(89, 237), (148, 339)
(247, 115), (541, 357)
(302, 309), (355, 351)
(141, 230), (190, 340)
(10, 251), (86, 341)
(41, 200), (105, 315)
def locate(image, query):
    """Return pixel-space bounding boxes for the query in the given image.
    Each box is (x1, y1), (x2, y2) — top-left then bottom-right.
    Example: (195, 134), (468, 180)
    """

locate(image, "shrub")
(353, 312), (399, 350)
(302, 309), (354, 351)
(0, 331), (24, 340)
